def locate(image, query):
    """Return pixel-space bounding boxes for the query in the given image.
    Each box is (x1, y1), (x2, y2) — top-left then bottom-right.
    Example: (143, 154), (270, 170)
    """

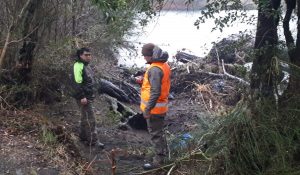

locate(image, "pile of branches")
(171, 61), (246, 113)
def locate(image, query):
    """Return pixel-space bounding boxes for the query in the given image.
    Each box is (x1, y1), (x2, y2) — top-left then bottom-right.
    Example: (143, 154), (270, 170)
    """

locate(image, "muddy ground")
(0, 60), (244, 175)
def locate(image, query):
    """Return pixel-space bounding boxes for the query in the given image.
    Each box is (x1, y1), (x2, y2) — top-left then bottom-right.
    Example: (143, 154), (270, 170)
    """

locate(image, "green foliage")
(234, 64), (247, 77)
(29, 169), (38, 175)
(106, 110), (122, 125)
(0, 38), (75, 106)
(41, 126), (57, 145)
(194, 0), (256, 32)
(91, 0), (160, 44)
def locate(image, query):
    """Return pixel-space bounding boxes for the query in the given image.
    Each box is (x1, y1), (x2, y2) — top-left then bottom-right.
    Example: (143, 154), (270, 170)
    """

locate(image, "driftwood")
(212, 45), (250, 86)
(208, 34), (254, 64)
(221, 59), (250, 86)
(175, 51), (200, 63)
(98, 78), (140, 104)
(111, 79), (140, 104)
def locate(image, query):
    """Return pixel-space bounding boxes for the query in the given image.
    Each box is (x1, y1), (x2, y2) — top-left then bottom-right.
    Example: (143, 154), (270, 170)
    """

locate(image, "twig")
(196, 132), (214, 146)
(132, 163), (174, 175)
(199, 92), (212, 116)
(8, 26), (39, 44)
(0, 96), (19, 111)
(111, 149), (116, 175)
(167, 136), (171, 160)
(176, 170), (186, 175)
(117, 167), (140, 174)
(167, 164), (176, 175)
(133, 150), (211, 175)
(198, 70), (225, 78)
(85, 155), (97, 173)
(235, 48), (246, 64)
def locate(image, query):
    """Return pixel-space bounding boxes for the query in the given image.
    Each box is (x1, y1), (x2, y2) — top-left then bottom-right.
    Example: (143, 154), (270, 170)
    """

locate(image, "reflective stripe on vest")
(141, 100), (168, 107)
(140, 62), (171, 115)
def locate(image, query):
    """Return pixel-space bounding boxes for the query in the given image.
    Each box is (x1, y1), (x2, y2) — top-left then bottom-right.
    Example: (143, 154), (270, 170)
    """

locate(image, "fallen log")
(98, 78), (140, 104)
(110, 79), (140, 104)
(175, 51), (200, 63)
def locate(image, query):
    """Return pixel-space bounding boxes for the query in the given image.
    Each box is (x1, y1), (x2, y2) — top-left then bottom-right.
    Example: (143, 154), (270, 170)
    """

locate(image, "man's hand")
(80, 97), (88, 105)
(135, 75), (143, 84)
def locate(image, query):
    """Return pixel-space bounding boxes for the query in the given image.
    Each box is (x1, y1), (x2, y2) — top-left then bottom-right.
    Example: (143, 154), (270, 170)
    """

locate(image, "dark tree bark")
(295, 0), (300, 65)
(250, 0), (281, 99)
(283, 0), (296, 58)
(17, 0), (44, 83)
(280, 0), (300, 99)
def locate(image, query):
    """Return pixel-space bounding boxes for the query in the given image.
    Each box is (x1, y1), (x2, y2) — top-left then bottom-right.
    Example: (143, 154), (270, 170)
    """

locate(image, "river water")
(117, 10), (296, 67)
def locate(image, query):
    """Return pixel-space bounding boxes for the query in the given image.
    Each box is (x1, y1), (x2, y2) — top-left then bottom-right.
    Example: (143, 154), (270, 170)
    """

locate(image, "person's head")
(141, 43), (155, 63)
(141, 43), (168, 64)
(77, 47), (92, 63)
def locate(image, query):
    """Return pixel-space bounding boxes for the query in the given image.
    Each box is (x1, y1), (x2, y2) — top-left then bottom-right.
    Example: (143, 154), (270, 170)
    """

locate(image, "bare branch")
(222, 59), (250, 85)
(8, 26), (39, 44)
(235, 48), (246, 64)
(0, 0), (34, 68)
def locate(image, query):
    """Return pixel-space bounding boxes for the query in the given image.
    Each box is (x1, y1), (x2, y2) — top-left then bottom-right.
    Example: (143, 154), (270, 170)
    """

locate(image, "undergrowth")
(204, 98), (300, 175)
(147, 97), (300, 175)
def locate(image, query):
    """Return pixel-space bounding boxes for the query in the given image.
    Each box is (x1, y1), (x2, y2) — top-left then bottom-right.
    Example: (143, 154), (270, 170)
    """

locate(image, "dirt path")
(46, 92), (206, 174)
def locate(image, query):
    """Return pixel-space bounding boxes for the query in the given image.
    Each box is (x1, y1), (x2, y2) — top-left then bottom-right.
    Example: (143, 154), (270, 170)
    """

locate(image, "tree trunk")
(250, 0), (281, 99)
(17, 0), (44, 83)
(0, 27), (12, 68)
(280, 0), (300, 100)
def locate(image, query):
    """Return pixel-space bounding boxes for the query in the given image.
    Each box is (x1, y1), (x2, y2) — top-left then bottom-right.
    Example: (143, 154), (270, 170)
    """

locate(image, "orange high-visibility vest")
(140, 62), (171, 115)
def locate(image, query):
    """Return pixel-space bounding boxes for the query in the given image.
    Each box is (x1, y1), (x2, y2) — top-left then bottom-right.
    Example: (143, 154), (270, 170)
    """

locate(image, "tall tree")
(250, 0), (281, 100)
(281, 0), (300, 99)
(17, 0), (44, 83)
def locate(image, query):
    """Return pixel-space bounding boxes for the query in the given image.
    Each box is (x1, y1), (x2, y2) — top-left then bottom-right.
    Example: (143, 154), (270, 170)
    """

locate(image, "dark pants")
(146, 114), (167, 165)
(77, 100), (97, 145)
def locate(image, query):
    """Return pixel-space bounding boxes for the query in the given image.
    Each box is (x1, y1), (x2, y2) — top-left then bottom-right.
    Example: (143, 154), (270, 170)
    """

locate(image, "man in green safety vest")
(71, 47), (104, 149)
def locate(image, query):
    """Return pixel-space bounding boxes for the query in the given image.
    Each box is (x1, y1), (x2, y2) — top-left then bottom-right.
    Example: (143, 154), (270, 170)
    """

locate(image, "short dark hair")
(77, 47), (90, 59)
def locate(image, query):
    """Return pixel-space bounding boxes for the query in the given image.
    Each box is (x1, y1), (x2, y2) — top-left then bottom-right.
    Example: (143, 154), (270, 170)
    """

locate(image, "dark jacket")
(71, 59), (95, 100)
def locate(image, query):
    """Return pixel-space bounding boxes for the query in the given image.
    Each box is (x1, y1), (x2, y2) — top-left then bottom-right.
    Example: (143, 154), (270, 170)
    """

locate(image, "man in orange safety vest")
(140, 43), (171, 170)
